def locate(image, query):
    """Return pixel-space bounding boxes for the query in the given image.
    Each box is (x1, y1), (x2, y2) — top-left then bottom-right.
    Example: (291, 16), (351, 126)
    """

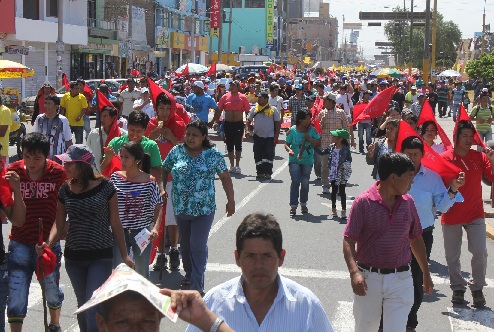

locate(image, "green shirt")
(108, 135), (162, 167)
(470, 105), (493, 133)
(285, 125), (320, 165)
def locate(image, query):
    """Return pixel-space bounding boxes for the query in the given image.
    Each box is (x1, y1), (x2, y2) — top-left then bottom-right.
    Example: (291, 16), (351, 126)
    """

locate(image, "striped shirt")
(318, 107), (350, 148)
(186, 274), (334, 332)
(344, 182), (423, 268)
(58, 179), (116, 260)
(8, 160), (66, 244)
(110, 172), (162, 230)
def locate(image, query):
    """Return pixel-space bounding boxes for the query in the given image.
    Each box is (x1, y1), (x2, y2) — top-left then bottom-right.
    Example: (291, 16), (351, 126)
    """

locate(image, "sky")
(324, 0), (494, 59)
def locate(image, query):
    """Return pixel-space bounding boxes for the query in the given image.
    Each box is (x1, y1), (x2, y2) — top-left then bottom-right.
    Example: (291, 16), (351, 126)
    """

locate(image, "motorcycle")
(9, 106), (27, 160)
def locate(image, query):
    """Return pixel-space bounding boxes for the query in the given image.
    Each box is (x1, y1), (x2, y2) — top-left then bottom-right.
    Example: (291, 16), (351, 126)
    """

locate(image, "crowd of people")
(0, 67), (493, 332)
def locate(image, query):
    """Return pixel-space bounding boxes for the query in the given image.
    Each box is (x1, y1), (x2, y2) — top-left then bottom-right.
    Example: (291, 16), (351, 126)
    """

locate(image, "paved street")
(5, 116), (494, 332)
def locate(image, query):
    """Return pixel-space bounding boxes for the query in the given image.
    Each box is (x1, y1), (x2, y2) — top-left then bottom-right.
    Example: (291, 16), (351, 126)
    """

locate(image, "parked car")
(235, 65), (269, 79)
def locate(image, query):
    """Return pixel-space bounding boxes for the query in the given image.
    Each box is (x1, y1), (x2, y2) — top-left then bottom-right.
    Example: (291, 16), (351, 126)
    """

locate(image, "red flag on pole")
(206, 63), (216, 76)
(61, 73), (70, 91)
(0, 162), (13, 207)
(453, 103), (486, 149)
(417, 100), (453, 150)
(351, 86), (396, 126)
(395, 120), (462, 186)
(97, 90), (122, 178)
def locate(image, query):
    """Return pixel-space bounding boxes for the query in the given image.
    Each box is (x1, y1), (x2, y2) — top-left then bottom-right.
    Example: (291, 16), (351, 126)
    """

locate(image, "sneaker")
(152, 254), (168, 271)
(169, 248), (181, 270)
(406, 328), (416, 332)
(229, 166), (235, 173)
(48, 324), (62, 332)
(451, 290), (466, 304)
(301, 206), (308, 213)
(341, 210), (347, 219)
(256, 174), (265, 180)
(472, 290), (486, 308)
(322, 187), (330, 194)
(332, 208), (338, 218)
(264, 174), (271, 180)
(234, 166), (241, 174)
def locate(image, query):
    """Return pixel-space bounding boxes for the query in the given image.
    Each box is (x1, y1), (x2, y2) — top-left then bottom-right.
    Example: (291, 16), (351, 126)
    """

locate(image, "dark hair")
(45, 94), (60, 106)
(406, 114), (418, 124)
(386, 118), (400, 128)
(185, 120), (214, 149)
(121, 141), (151, 174)
(386, 106), (400, 116)
(236, 213), (283, 257)
(101, 106), (117, 117)
(155, 93), (172, 107)
(128, 111), (150, 129)
(70, 162), (102, 191)
(295, 109), (311, 125)
(401, 136), (424, 153)
(76, 79), (85, 85)
(98, 291), (163, 321)
(455, 120), (476, 143)
(21, 132), (50, 157)
(269, 84), (280, 92)
(69, 81), (77, 89)
(420, 120), (437, 137)
(377, 152), (415, 181)
(315, 82), (325, 89)
(98, 84), (109, 94)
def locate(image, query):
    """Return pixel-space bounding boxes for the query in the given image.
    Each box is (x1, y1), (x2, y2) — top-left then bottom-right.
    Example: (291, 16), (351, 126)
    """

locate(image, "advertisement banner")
(266, 0), (274, 46)
(210, 0), (221, 35)
(170, 32), (185, 49)
(156, 26), (170, 48)
(0, 0), (15, 34)
(131, 6), (147, 44)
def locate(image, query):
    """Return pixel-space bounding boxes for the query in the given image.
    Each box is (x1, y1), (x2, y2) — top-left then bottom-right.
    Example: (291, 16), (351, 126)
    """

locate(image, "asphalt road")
(4, 116), (494, 332)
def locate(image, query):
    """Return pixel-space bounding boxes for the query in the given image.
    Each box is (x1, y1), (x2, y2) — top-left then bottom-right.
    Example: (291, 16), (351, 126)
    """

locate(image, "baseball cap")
(55, 145), (95, 167)
(411, 86), (417, 90)
(295, 84), (303, 90)
(140, 87), (149, 93)
(256, 90), (270, 98)
(363, 90), (372, 95)
(417, 93), (425, 98)
(330, 129), (350, 140)
(278, 77), (286, 83)
(324, 92), (337, 101)
(192, 81), (205, 89)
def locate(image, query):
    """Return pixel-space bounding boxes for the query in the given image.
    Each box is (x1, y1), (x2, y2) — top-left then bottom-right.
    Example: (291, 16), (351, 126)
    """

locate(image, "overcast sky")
(325, 0), (493, 58)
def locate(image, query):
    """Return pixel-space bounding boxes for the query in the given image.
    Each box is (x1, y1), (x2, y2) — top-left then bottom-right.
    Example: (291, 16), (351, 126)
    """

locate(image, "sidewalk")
(435, 115), (494, 240)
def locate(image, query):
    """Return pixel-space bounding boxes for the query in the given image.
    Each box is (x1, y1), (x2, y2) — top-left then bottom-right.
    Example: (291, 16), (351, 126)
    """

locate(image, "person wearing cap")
(436, 80), (449, 118)
(47, 144), (133, 331)
(410, 93), (425, 118)
(186, 81), (218, 124)
(133, 87), (155, 119)
(245, 91), (281, 180)
(268, 84), (285, 119)
(285, 80), (294, 98)
(31, 81), (56, 125)
(7, 133), (65, 332)
(119, 78), (141, 119)
(405, 85), (418, 107)
(288, 84), (306, 127)
(92, 84), (118, 129)
(277, 77), (288, 100)
(356, 91), (372, 154)
(245, 85), (258, 104)
(451, 81), (465, 122)
(60, 81), (88, 145)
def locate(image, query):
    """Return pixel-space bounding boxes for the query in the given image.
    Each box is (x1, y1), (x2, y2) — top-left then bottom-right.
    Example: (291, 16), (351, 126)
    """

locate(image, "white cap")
(192, 81), (205, 89)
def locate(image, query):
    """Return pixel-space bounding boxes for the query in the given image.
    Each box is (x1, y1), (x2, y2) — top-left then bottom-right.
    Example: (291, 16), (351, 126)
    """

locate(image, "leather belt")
(357, 263), (410, 275)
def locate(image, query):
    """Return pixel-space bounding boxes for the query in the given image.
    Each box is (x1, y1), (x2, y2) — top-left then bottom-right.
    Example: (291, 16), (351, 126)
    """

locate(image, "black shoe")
(48, 324), (62, 332)
(169, 248), (181, 270)
(264, 174), (272, 180)
(472, 290), (486, 308)
(256, 174), (265, 180)
(152, 254), (168, 271)
(451, 290), (466, 304)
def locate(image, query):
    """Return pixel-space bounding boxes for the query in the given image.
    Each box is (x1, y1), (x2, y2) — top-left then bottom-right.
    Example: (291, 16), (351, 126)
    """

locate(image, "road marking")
(447, 306), (494, 331)
(332, 301), (355, 332)
(209, 160), (289, 238)
(205, 263), (494, 288)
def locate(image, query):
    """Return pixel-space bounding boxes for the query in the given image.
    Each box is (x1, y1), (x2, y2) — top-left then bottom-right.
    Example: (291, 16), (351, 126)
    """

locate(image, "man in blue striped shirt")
(186, 213), (334, 332)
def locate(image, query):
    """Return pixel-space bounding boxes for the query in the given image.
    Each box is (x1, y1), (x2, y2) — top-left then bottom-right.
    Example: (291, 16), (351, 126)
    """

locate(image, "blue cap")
(295, 84), (303, 90)
(286, 80), (292, 85)
(278, 77), (286, 83)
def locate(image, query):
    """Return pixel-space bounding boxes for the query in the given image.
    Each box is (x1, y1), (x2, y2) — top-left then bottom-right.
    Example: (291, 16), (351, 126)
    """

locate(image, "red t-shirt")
(8, 160), (66, 244)
(441, 149), (494, 225)
(38, 95), (47, 115)
(175, 103), (190, 124)
(218, 92), (251, 113)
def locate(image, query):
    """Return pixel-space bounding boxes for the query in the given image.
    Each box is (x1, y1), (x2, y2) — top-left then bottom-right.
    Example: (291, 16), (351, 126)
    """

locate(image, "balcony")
(87, 18), (117, 40)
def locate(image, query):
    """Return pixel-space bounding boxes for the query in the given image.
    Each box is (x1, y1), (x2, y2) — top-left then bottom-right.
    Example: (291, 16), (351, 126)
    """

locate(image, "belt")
(357, 263), (410, 275)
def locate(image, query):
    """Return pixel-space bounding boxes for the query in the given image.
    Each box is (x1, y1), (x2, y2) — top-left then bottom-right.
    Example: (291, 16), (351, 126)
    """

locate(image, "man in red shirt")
(343, 153), (433, 332)
(31, 82), (56, 125)
(441, 120), (494, 307)
(7, 133), (66, 332)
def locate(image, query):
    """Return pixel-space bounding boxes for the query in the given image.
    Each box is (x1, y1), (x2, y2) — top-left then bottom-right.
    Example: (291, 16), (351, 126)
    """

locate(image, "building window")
(172, 13), (180, 30)
(46, 0), (58, 17)
(225, 0), (242, 8)
(87, 0), (96, 27)
(23, 0), (39, 20)
(245, 0), (265, 8)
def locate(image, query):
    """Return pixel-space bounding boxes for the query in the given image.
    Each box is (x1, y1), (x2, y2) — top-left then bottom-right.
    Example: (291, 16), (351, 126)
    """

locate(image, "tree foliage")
(384, 7), (461, 69)
(465, 53), (494, 81)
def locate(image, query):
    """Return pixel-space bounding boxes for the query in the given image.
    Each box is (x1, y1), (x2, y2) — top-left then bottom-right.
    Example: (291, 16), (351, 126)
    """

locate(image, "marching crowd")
(0, 68), (492, 332)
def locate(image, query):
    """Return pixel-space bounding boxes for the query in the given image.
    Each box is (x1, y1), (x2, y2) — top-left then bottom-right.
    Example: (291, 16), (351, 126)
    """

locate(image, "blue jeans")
(113, 226), (152, 279)
(0, 259), (8, 332)
(289, 163), (313, 208)
(65, 257), (112, 332)
(477, 130), (493, 151)
(358, 122), (372, 152)
(451, 104), (460, 122)
(176, 213), (215, 293)
(7, 241), (64, 323)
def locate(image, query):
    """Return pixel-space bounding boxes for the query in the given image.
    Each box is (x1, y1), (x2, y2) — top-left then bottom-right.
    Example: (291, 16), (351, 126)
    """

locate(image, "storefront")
(71, 40), (119, 79)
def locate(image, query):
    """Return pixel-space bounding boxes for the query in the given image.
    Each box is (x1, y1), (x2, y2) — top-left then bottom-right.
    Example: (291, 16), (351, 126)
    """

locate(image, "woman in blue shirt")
(162, 120), (235, 295)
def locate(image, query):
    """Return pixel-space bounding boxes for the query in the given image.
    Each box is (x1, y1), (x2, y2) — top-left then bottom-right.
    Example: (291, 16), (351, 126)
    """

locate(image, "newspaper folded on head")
(75, 263), (178, 323)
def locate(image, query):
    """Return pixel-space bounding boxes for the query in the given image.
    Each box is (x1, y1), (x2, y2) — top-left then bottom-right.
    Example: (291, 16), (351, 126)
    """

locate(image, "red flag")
(417, 99), (452, 150)
(97, 90), (121, 146)
(259, 70), (265, 80)
(351, 86), (396, 126)
(35, 221), (56, 281)
(311, 97), (324, 134)
(206, 63), (216, 76)
(101, 155), (122, 178)
(396, 120), (462, 186)
(62, 73), (70, 91)
(453, 103), (486, 149)
(292, 65), (297, 73)
(318, 73), (323, 80)
(0, 162), (13, 207)
(176, 64), (189, 77)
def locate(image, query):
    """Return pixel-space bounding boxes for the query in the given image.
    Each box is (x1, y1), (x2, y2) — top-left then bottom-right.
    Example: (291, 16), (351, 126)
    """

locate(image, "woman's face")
(423, 123), (437, 141)
(185, 127), (206, 150)
(385, 124), (398, 140)
(388, 109), (401, 120)
(298, 114), (311, 128)
(156, 103), (171, 122)
(120, 147), (138, 171)
(63, 162), (78, 179)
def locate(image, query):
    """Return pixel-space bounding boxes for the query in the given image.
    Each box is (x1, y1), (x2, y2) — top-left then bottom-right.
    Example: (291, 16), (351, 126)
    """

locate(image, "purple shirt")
(344, 182), (422, 269)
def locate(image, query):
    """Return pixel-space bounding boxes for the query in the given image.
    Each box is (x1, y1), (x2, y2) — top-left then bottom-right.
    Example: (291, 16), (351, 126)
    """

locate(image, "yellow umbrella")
(0, 60), (34, 78)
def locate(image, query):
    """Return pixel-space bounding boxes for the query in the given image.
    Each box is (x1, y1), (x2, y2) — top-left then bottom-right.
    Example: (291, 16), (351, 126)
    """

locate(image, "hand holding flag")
(351, 86), (396, 126)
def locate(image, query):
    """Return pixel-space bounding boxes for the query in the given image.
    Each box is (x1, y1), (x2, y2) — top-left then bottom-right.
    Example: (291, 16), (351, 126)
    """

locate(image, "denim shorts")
(7, 240), (64, 323)
(0, 258), (8, 332)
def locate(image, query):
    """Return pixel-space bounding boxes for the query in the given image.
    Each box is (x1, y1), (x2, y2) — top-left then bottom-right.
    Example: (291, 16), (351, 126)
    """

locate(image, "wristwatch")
(448, 187), (458, 196)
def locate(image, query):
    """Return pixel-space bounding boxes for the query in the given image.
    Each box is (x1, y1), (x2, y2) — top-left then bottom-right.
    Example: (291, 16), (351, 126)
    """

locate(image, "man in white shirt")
(119, 78), (141, 118)
(268, 84), (284, 118)
(336, 84), (354, 123)
(186, 213), (333, 332)
(133, 87), (155, 119)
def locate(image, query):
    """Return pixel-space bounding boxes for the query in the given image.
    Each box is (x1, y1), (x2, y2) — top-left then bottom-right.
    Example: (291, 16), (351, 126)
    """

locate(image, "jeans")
(438, 101), (448, 117)
(253, 135), (275, 175)
(70, 125), (84, 144)
(83, 115), (91, 139)
(313, 153), (321, 178)
(0, 259), (8, 332)
(289, 163), (312, 207)
(358, 122), (372, 152)
(7, 241), (64, 323)
(113, 226), (153, 279)
(65, 257), (113, 332)
(477, 130), (493, 151)
(451, 104), (460, 122)
(176, 213), (215, 293)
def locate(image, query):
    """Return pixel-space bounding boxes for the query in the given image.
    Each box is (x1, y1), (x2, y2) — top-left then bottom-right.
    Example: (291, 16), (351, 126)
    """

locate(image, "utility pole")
(191, 9), (196, 63)
(423, 0), (431, 83)
(431, 0), (437, 82)
(226, 0), (232, 65)
(408, 0), (414, 76)
(128, 0), (133, 71)
(482, 5), (486, 54)
(56, 0), (63, 88)
(218, 2), (223, 64)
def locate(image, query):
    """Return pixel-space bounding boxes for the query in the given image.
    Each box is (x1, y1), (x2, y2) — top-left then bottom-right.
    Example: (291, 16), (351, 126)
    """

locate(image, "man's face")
(402, 148), (423, 171)
(43, 87), (52, 94)
(392, 170), (415, 195)
(127, 124), (146, 142)
(235, 238), (285, 291)
(481, 96), (489, 105)
(23, 150), (46, 174)
(456, 128), (474, 151)
(44, 100), (57, 113)
(100, 110), (115, 128)
(96, 297), (161, 332)
(141, 92), (150, 100)
(411, 89), (416, 95)
(156, 103), (171, 121)
(257, 96), (268, 106)
(270, 88), (279, 97)
(323, 99), (334, 109)
(77, 83), (84, 93)
(127, 81), (135, 90)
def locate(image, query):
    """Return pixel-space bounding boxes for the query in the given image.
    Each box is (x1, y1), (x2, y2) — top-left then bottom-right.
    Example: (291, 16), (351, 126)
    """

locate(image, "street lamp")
(439, 51), (445, 70)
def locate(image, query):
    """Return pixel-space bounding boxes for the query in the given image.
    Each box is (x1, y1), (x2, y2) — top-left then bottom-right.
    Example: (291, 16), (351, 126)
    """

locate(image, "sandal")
(290, 208), (296, 216)
(180, 278), (191, 286)
(341, 210), (347, 220)
(301, 206), (308, 214)
(332, 208), (338, 218)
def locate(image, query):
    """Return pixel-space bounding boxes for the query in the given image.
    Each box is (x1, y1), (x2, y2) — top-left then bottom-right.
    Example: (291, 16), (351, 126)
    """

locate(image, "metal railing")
(87, 18), (116, 30)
